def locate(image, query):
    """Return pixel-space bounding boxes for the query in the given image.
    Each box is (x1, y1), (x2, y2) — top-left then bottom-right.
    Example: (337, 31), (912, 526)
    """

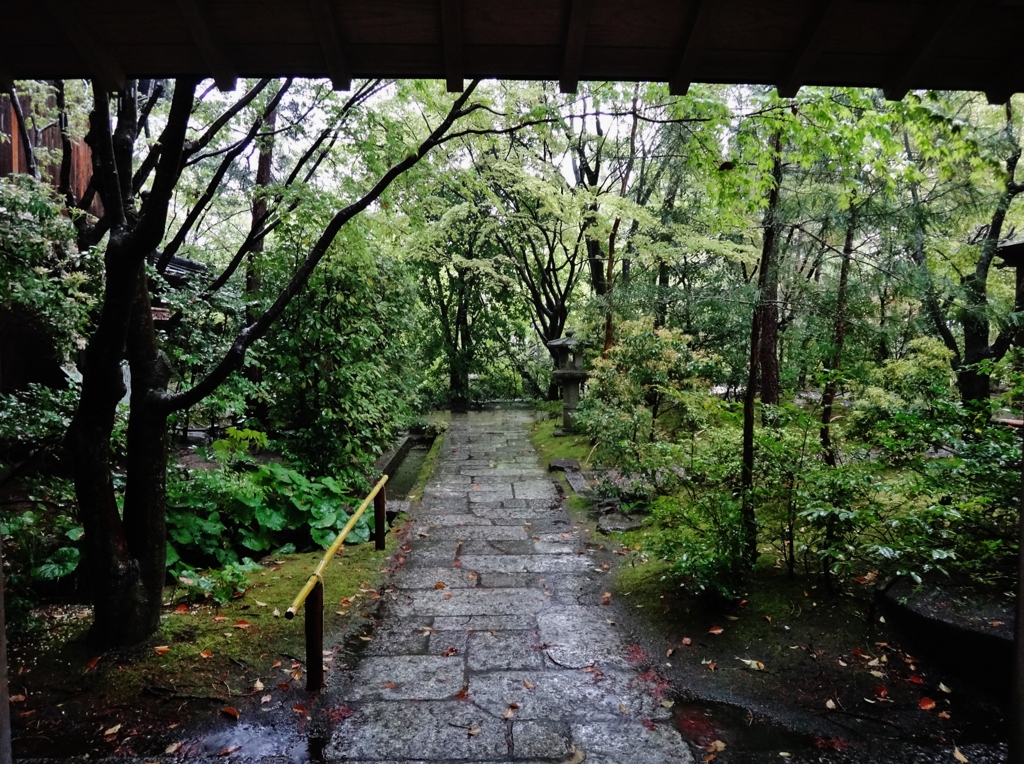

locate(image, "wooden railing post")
(305, 579), (324, 692)
(374, 484), (387, 551)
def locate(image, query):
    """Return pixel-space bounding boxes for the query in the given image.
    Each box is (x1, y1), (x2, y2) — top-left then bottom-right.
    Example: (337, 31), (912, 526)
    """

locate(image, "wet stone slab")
(324, 409), (693, 764)
(389, 587), (557, 617)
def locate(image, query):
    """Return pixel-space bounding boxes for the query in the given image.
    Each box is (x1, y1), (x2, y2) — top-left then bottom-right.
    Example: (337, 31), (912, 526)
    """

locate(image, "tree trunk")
(740, 303), (761, 566)
(0, 537), (13, 764)
(820, 215), (856, 466)
(756, 133), (784, 410)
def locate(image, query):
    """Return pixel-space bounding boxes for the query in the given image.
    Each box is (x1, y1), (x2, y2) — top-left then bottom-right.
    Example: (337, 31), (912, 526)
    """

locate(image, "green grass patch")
(406, 429), (446, 503)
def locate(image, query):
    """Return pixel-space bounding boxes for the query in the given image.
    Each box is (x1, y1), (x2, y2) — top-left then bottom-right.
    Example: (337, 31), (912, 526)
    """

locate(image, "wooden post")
(304, 579), (324, 693)
(374, 484), (387, 551)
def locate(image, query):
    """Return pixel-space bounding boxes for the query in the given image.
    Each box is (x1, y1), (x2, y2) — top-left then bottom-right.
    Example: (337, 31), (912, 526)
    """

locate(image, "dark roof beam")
(670, 0), (714, 96)
(43, 0), (125, 92)
(308, 0), (351, 91)
(883, 0), (967, 101)
(175, 0), (238, 92)
(441, 0), (464, 92)
(777, 0), (844, 99)
(560, 0), (594, 94)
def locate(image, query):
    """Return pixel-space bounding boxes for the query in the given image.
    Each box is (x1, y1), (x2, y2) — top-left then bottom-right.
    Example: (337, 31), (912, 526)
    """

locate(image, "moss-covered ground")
(9, 535), (401, 759)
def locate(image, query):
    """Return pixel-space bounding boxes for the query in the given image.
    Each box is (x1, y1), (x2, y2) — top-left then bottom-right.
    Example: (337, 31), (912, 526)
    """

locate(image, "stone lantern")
(547, 329), (588, 434)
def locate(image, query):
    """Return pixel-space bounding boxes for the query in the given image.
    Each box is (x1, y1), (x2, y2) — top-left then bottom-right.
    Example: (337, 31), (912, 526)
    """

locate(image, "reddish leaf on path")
(233, 620), (251, 629)
(909, 675), (923, 684)
(441, 647), (458, 658)
(641, 718), (657, 731)
(200, 650), (213, 659)
(221, 706), (240, 720)
(174, 604), (189, 614)
(218, 745), (241, 756)
(682, 637), (692, 646)
(293, 703), (308, 717)
(435, 582), (447, 589)
(918, 697), (936, 710)
(271, 659), (282, 668)
(382, 681), (398, 689)
(154, 645), (171, 656)
(277, 682), (291, 691)
(708, 626), (724, 635)
(212, 615), (227, 623)
(455, 687), (470, 700)
(86, 656), (100, 670)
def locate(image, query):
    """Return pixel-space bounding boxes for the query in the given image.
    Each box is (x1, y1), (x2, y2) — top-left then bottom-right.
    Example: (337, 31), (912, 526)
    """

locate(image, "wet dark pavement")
(323, 409), (694, 763)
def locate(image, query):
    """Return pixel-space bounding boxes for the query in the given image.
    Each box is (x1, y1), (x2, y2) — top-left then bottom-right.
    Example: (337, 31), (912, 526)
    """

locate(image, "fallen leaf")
(382, 681), (398, 689)
(618, 703), (630, 714)
(261, 694), (272, 704)
(738, 658), (765, 671)
(293, 703), (308, 716)
(435, 582), (447, 590)
(441, 647), (459, 657)
(254, 679), (264, 691)
(200, 650), (213, 659)
(725, 615), (738, 621)
(764, 615), (772, 622)
(682, 637), (692, 646)
(939, 711), (951, 719)
(779, 753), (791, 759)
(443, 593), (453, 600)
(661, 700), (675, 708)
(825, 699), (836, 710)
(870, 670), (885, 678)
(165, 742), (181, 754)
(174, 604), (188, 614)
(104, 724), (121, 736)
(233, 620), (251, 629)
(989, 621), (1005, 627)
(467, 726), (481, 737)
(272, 659), (282, 668)
(666, 649), (675, 657)
(523, 679), (535, 690)
(503, 708), (515, 719)
(455, 687), (470, 700)
(939, 682), (952, 694)
(909, 675), (923, 684)
(273, 608), (281, 617)
(221, 706), (240, 720)
(9, 695), (25, 703)
(708, 626), (724, 635)
(218, 745), (241, 756)
(707, 740), (726, 752)
(154, 645), (170, 656)
(567, 746), (586, 764)
(212, 615), (227, 623)
(86, 656), (100, 670)
(953, 747), (969, 763)
(277, 682), (290, 691)
(919, 697), (936, 711)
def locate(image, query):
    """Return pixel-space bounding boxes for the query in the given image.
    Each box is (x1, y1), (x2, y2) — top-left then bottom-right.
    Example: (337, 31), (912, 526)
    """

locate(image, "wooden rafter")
(559, 0), (594, 94)
(777, 0), (844, 99)
(441, 0), (464, 93)
(174, 0), (237, 92)
(670, 0), (714, 97)
(883, 0), (967, 101)
(42, 0), (124, 92)
(308, 0), (351, 91)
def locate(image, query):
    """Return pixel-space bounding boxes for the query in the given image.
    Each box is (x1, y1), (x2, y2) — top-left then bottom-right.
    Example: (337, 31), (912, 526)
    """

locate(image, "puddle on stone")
(195, 722), (308, 762)
(673, 700), (811, 751)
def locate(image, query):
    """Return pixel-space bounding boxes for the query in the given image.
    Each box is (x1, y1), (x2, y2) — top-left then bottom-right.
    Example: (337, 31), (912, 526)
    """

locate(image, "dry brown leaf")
(708, 626), (724, 635)
(164, 742), (181, 754)
(443, 593), (453, 600)
(502, 708), (515, 719)
(217, 745), (241, 756)
(104, 724), (121, 736)
(200, 650), (213, 659)
(382, 681), (398, 689)
(441, 646), (459, 658)
(253, 679), (264, 691)
(154, 645), (170, 656)
(293, 703), (308, 716)
(707, 740), (726, 752)
(467, 727), (481, 737)
(523, 679), (535, 690)
(435, 582), (447, 590)
(221, 707), (240, 720)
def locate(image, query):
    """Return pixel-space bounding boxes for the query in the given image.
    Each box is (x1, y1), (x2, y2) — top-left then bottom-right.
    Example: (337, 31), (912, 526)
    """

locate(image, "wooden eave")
(4, 0), (1023, 100)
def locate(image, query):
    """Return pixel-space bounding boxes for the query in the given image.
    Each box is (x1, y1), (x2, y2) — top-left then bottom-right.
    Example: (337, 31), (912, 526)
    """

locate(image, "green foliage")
(0, 175), (100, 357)
(166, 432), (370, 569)
(576, 320), (719, 494)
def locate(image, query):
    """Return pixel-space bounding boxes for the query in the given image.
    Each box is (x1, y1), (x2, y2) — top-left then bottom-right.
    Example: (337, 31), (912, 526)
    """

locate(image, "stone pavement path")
(324, 408), (694, 763)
